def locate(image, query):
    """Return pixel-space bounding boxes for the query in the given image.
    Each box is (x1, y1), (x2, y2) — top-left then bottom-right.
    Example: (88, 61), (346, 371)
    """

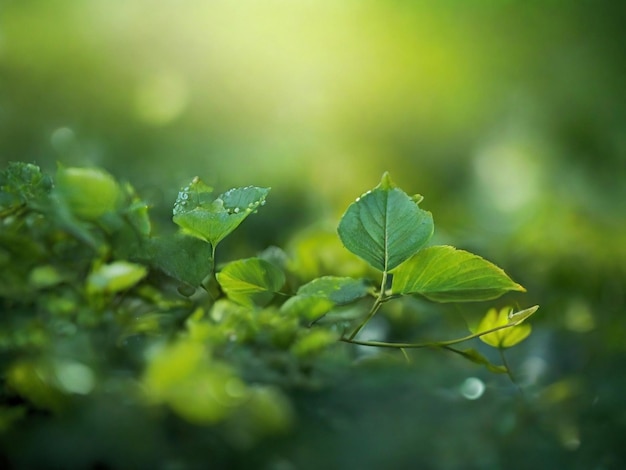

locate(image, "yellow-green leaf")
(392, 246), (525, 302)
(475, 306), (536, 348)
(217, 258), (285, 307)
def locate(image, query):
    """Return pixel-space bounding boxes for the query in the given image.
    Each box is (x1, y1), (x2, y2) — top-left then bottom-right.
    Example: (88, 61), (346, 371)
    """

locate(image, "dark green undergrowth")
(1, 160), (596, 470)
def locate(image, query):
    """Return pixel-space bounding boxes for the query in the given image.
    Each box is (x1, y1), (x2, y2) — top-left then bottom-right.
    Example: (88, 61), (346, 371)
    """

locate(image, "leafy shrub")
(0, 162), (537, 468)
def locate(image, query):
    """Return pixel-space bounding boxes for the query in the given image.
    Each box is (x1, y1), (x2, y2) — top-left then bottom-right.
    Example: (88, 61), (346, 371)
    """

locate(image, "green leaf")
(280, 276), (370, 322)
(475, 306), (536, 348)
(290, 329), (339, 358)
(337, 172), (434, 272)
(280, 295), (335, 321)
(217, 258), (285, 307)
(172, 177), (270, 249)
(142, 340), (249, 424)
(55, 167), (121, 220)
(0, 162), (52, 212)
(296, 276), (372, 305)
(457, 348), (508, 374)
(86, 261), (148, 294)
(147, 233), (214, 287)
(391, 245), (525, 302)
(507, 304), (540, 325)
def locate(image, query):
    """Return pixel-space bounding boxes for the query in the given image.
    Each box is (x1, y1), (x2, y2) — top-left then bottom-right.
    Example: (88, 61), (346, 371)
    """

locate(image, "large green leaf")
(216, 258), (285, 307)
(172, 177), (270, 249)
(391, 245), (525, 302)
(337, 172), (433, 272)
(296, 276), (372, 305)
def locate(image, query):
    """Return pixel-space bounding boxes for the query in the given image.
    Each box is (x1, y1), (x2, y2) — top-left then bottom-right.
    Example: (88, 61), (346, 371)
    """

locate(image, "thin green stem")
(499, 348), (525, 398)
(341, 321), (523, 349)
(348, 270), (388, 340)
(400, 348), (411, 364)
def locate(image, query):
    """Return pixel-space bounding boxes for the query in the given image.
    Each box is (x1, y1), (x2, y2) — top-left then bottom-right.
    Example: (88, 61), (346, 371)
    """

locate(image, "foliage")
(0, 162), (537, 467)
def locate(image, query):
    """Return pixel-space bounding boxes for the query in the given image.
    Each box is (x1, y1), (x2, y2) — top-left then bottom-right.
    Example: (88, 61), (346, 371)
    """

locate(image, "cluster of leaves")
(0, 162), (537, 450)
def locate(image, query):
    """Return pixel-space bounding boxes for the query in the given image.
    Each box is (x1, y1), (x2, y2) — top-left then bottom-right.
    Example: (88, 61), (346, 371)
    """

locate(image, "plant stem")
(348, 270), (388, 340)
(499, 348), (525, 398)
(341, 321), (524, 349)
(400, 348), (411, 364)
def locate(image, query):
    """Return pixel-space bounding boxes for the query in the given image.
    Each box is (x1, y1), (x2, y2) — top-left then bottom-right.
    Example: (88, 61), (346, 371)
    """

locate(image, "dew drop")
(234, 207), (240, 213)
(260, 200), (266, 206)
(355, 197), (360, 202)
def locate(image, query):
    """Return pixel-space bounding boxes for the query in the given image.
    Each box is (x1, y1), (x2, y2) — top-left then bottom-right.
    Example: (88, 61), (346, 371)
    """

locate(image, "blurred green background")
(2, 0), (626, 468)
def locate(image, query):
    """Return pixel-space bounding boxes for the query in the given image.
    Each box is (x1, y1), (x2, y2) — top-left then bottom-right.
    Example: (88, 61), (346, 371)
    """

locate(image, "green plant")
(0, 162), (537, 462)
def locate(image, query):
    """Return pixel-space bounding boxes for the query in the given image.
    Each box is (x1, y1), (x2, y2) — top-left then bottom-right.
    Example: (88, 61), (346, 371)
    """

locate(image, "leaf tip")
(411, 193), (424, 204)
(379, 172), (395, 190)
(508, 304), (539, 325)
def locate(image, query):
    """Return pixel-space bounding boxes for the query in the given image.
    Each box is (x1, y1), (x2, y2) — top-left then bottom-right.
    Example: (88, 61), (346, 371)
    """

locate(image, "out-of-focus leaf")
(296, 276), (372, 305)
(55, 167), (121, 220)
(291, 329), (339, 358)
(6, 361), (66, 412)
(28, 265), (63, 289)
(287, 228), (370, 281)
(0, 162), (52, 211)
(457, 348), (508, 374)
(143, 340), (249, 424)
(392, 245), (525, 302)
(280, 295), (335, 321)
(147, 232), (213, 287)
(86, 261), (147, 294)
(217, 258), (285, 307)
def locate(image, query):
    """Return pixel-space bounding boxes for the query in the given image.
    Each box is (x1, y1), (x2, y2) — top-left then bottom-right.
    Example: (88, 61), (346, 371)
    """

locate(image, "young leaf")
(455, 348), (508, 374)
(291, 329), (339, 358)
(55, 167), (121, 220)
(391, 245), (525, 302)
(142, 340), (249, 424)
(337, 172), (434, 272)
(475, 306), (534, 348)
(86, 261), (147, 294)
(216, 258), (285, 307)
(296, 276), (372, 305)
(280, 295), (335, 322)
(172, 177), (270, 249)
(507, 304), (540, 325)
(0, 162), (52, 211)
